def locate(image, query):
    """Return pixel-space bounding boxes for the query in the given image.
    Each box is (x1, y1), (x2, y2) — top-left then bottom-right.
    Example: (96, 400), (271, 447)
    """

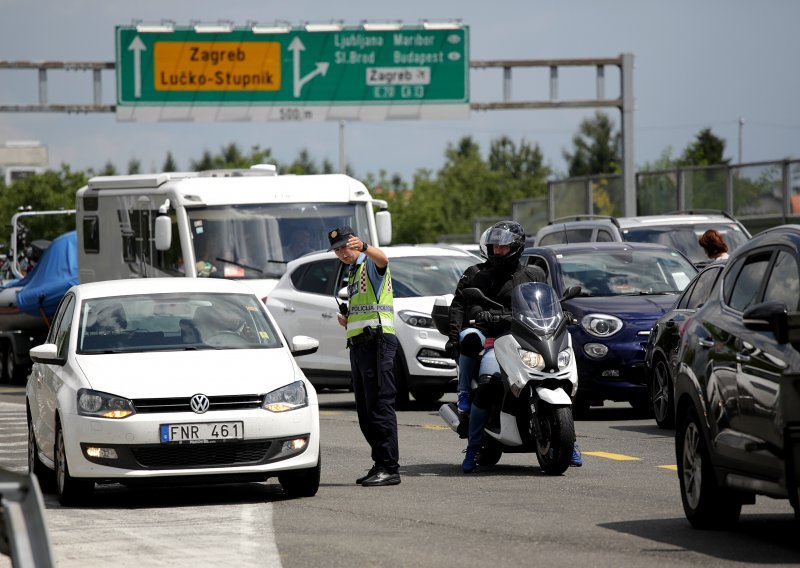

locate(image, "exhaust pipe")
(439, 402), (461, 433)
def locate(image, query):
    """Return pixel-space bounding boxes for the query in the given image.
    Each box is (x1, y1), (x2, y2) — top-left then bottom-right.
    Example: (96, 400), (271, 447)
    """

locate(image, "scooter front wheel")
(535, 404), (575, 475)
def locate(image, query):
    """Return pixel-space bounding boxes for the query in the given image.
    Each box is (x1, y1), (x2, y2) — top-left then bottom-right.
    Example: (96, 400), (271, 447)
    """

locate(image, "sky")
(0, 0), (798, 181)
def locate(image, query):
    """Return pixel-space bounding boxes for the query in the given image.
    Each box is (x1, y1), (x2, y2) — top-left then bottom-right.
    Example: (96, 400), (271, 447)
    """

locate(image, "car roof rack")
(548, 214), (620, 228)
(666, 209), (739, 222)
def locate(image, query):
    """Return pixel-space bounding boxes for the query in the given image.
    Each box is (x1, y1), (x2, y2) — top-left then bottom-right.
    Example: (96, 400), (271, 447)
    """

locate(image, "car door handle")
(321, 312), (334, 319)
(736, 353), (751, 363)
(698, 338), (714, 349)
(282, 306), (295, 313)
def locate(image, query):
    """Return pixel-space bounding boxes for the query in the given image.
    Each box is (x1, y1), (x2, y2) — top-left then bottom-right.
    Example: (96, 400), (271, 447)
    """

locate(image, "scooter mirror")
(562, 286), (582, 301)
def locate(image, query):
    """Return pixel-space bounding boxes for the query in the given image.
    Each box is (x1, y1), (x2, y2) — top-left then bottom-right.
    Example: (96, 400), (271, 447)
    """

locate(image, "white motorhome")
(76, 166), (392, 298)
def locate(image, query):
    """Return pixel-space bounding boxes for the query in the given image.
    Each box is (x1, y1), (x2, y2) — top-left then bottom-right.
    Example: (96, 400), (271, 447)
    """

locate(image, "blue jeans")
(467, 347), (501, 450)
(457, 328), (496, 393)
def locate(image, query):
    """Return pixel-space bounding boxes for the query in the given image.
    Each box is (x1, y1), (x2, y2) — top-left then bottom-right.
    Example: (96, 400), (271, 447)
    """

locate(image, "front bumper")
(61, 405), (319, 479)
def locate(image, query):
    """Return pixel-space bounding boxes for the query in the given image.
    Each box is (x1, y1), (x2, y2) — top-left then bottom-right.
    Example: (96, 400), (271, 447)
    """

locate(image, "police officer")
(328, 226), (401, 487)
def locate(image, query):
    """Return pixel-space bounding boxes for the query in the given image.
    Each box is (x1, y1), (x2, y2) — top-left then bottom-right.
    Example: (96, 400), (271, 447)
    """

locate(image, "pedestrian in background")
(699, 229), (729, 262)
(328, 226), (401, 487)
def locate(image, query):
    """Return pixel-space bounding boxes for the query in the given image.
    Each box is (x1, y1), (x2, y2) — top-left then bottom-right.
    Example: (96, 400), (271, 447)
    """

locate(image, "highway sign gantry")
(115, 24), (469, 122)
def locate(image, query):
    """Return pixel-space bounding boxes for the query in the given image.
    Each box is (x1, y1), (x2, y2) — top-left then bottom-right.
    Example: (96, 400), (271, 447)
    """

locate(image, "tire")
(478, 437), (503, 467)
(534, 404), (575, 475)
(410, 388), (445, 405)
(629, 394), (653, 418)
(0, 343), (10, 384)
(55, 421), (94, 506)
(27, 413), (53, 492)
(278, 453), (321, 498)
(651, 358), (675, 429)
(676, 407), (742, 529)
(572, 394), (591, 420)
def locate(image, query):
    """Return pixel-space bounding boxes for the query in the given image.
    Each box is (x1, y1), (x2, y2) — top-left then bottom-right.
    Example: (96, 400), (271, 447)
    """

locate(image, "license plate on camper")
(159, 422), (244, 444)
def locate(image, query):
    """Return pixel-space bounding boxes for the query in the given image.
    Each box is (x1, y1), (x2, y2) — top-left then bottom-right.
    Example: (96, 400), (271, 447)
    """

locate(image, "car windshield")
(557, 249), (697, 297)
(78, 292), (282, 354)
(621, 224), (749, 265)
(188, 203), (371, 279)
(390, 256), (478, 298)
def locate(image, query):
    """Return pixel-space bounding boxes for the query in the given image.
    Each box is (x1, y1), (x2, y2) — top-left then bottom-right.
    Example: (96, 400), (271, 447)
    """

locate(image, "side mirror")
(562, 285), (581, 301)
(290, 335), (319, 357)
(743, 301), (789, 344)
(337, 286), (348, 301)
(154, 214), (172, 251)
(376, 210), (392, 245)
(29, 343), (59, 364)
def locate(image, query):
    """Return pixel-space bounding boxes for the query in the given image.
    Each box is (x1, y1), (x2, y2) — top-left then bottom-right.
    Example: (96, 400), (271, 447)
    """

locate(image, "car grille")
(131, 441), (272, 468)
(132, 394), (263, 413)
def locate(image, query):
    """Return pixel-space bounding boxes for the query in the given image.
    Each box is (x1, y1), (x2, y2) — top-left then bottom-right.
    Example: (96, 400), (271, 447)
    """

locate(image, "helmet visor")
(484, 227), (518, 246)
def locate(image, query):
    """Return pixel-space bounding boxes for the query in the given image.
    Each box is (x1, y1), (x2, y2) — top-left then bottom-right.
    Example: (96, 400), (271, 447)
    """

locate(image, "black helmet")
(485, 220), (525, 267)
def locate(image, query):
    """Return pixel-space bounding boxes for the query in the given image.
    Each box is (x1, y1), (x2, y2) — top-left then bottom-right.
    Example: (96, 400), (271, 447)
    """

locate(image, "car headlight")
(582, 314), (623, 338)
(397, 310), (434, 329)
(263, 381), (308, 412)
(519, 349), (545, 370)
(557, 348), (572, 369)
(77, 389), (135, 419)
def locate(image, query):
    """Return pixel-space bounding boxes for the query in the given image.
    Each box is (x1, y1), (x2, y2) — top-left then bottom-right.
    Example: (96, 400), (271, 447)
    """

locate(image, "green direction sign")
(115, 25), (469, 122)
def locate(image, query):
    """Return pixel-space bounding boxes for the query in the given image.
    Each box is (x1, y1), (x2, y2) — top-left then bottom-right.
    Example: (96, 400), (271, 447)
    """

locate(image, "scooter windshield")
(511, 282), (564, 336)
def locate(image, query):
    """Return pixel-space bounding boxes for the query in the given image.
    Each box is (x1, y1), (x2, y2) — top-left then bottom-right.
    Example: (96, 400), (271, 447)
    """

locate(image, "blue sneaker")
(570, 443), (583, 467)
(462, 447), (478, 474)
(457, 391), (471, 413)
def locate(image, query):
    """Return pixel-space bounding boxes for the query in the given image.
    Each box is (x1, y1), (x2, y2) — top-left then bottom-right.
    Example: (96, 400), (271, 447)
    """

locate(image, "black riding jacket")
(447, 259), (546, 341)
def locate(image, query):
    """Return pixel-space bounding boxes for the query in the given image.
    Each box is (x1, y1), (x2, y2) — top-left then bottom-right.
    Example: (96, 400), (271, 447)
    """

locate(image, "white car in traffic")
(265, 245), (479, 404)
(26, 277), (320, 505)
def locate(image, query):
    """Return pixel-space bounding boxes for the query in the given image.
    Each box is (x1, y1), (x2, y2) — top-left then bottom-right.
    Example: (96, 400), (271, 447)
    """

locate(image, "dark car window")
(684, 266), (722, 309)
(291, 259), (340, 296)
(538, 232), (565, 246)
(726, 251), (771, 312)
(597, 229), (615, 242)
(764, 250), (800, 310)
(389, 256), (476, 298)
(54, 295), (76, 358)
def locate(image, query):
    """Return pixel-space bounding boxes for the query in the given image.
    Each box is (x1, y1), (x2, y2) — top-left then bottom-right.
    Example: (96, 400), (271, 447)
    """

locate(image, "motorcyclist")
(444, 220), (582, 473)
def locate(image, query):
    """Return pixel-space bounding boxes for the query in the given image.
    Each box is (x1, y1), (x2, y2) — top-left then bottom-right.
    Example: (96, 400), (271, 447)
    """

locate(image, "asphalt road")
(1, 386), (798, 568)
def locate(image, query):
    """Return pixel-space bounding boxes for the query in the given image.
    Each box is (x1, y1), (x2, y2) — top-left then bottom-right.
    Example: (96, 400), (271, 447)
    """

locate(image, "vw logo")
(190, 394), (210, 414)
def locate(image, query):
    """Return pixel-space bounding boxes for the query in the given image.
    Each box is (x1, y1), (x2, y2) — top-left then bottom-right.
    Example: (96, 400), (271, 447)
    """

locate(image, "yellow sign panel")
(153, 42), (281, 92)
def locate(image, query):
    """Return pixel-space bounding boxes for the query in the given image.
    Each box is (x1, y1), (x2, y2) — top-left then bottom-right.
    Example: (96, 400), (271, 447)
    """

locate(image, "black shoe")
(356, 465), (380, 485)
(361, 470), (401, 487)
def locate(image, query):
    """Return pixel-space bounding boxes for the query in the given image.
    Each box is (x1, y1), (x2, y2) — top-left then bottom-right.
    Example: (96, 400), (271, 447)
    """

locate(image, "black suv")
(675, 225), (800, 528)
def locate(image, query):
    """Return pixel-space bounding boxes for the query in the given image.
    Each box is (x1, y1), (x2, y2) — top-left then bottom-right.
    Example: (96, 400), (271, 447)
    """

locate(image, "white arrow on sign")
(128, 36), (146, 99)
(289, 37), (329, 98)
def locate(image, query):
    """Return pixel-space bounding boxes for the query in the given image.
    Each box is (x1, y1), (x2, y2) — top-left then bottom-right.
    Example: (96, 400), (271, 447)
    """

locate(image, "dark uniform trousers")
(349, 333), (399, 473)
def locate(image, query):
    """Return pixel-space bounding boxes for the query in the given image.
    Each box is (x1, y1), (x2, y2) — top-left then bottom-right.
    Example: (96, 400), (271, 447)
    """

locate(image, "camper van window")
(83, 217), (100, 253)
(186, 202), (370, 280)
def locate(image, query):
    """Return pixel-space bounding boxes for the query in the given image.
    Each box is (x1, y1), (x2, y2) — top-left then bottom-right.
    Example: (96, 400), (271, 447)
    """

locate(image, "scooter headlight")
(557, 348), (572, 369)
(518, 348), (544, 370)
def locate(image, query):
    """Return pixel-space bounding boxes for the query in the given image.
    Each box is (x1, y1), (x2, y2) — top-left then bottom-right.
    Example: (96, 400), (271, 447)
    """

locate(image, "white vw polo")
(26, 277), (320, 505)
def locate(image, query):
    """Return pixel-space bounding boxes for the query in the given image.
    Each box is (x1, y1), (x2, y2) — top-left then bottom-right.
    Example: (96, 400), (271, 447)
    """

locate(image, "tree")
(563, 111), (621, 177)
(190, 143), (275, 171)
(679, 128), (729, 166)
(0, 165), (86, 247)
(387, 136), (550, 243)
(163, 152), (178, 172)
(127, 158), (141, 175)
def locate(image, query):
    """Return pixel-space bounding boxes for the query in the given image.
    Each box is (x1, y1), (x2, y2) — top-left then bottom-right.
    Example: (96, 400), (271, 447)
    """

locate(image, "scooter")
(436, 282), (580, 475)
